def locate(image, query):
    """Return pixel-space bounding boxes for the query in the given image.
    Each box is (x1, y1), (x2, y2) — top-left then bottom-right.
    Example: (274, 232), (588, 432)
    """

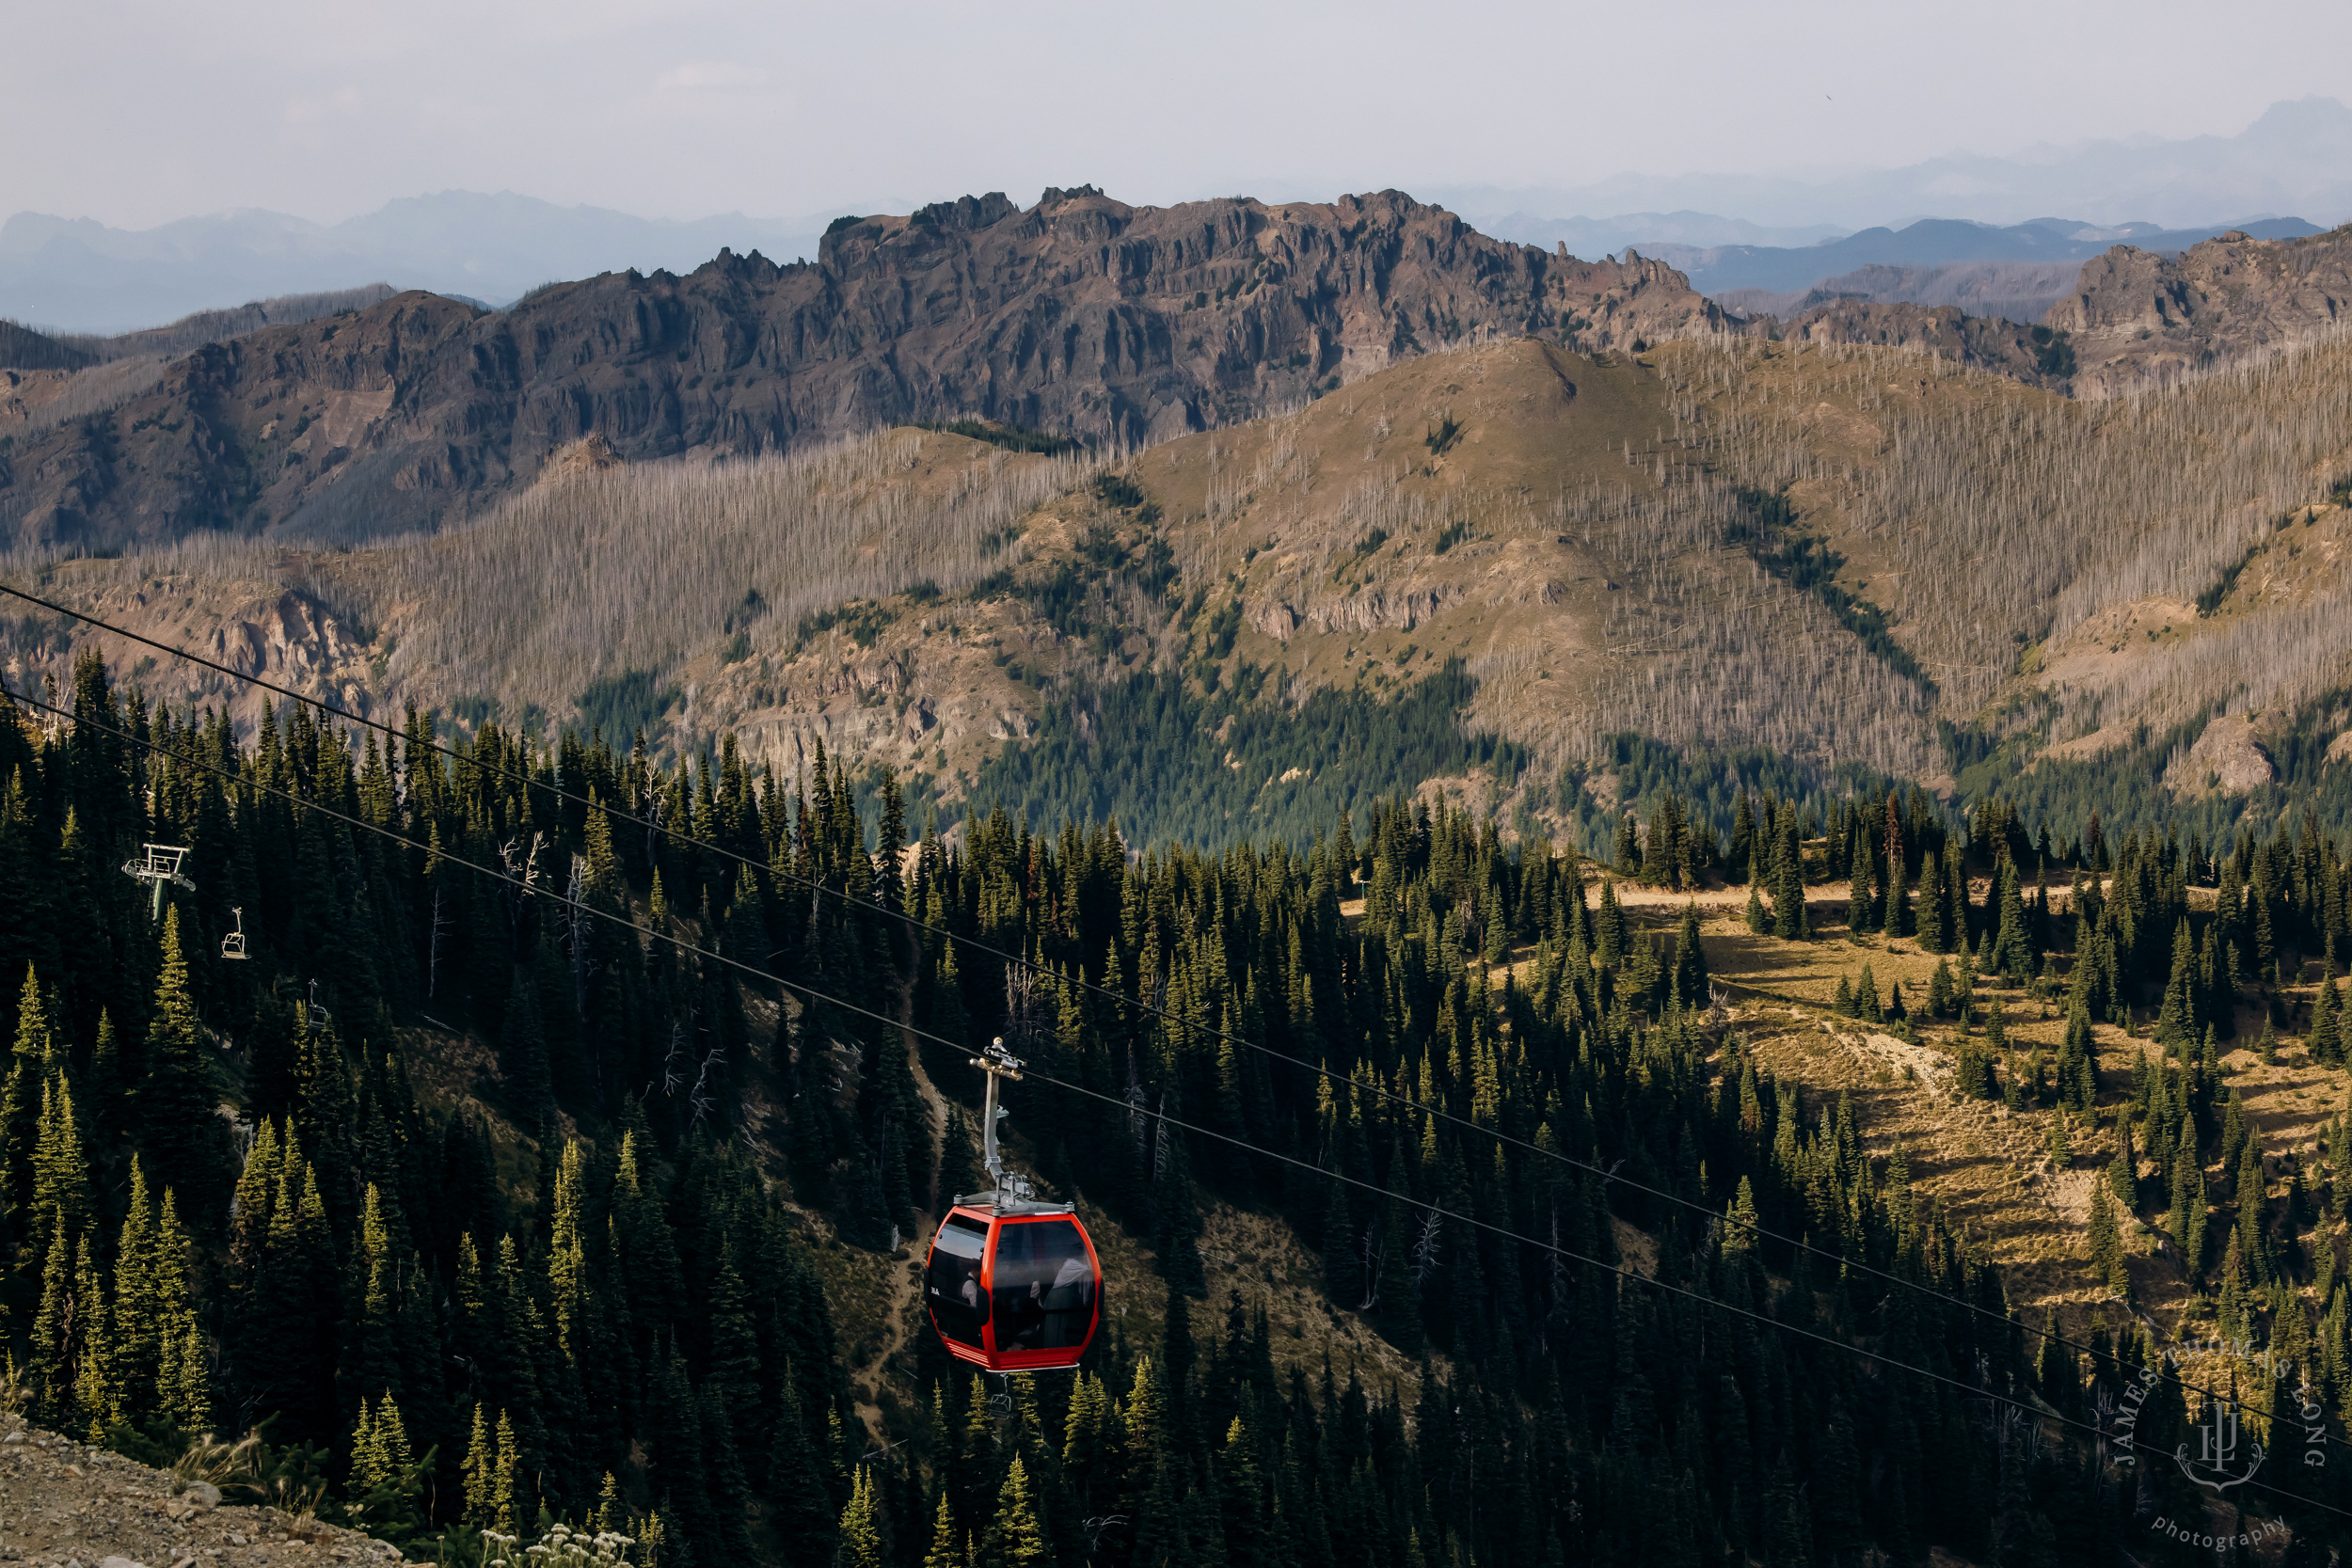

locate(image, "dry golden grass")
(1592, 874), (2352, 1339)
(1193, 1206), (1444, 1394)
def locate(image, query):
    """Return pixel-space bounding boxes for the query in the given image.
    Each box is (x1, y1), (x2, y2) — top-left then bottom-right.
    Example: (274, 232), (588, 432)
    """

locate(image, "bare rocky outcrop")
(0, 188), (1732, 555)
(0, 1421), (429, 1567)
(2046, 226), (2352, 397)
(204, 592), (365, 685)
(2, 574), (376, 739)
(1773, 298), (2069, 387)
(535, 431), (624, 483)
(2164, 713), (2279, 796)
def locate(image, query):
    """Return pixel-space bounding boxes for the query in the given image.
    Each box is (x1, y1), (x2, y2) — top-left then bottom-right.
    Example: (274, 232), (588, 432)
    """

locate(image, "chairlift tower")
(120, 844), (194, 920)
(968, 1036), (1034, 1205)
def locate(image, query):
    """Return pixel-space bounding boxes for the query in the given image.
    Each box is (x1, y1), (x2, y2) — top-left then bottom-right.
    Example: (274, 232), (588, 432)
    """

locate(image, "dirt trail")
(846, 969), (954, 1442)
(0, 1420), (427, 1568)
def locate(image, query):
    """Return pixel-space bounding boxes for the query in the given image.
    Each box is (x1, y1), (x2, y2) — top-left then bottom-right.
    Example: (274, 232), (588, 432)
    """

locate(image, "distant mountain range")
(1438, 95), (2352, 237)
(0, 192), (833, 332)
(1422, 211), (1851, 258)
(1659, 214), (2325, 298)
(10, 98), (2347, 338)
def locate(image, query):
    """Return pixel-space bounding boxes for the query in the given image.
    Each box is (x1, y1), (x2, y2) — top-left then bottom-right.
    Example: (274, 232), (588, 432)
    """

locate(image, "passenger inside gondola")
(926, 1213), (991, 1348)
(992, 1219), (1094, 1350)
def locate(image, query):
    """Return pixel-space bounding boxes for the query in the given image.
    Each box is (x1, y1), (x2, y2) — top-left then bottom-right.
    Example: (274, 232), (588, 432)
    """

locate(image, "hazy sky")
(13, 0), (2352, 229)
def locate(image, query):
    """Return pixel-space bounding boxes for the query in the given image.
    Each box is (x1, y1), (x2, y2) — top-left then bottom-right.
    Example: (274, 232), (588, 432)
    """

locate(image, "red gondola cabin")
(924, 1197), (1102, 1371)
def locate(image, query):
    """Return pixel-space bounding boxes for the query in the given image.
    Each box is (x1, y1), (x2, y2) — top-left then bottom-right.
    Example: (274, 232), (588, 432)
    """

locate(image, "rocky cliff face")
(1772, 297), (2072, 387)
(0, 187), (1730, 553)
(2045, 226), (2352, 396)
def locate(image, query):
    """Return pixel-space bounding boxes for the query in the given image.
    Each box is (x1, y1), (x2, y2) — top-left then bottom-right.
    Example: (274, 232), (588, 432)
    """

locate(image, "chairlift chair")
(119, 843), (195, 919)
(222, 907), (248, 960)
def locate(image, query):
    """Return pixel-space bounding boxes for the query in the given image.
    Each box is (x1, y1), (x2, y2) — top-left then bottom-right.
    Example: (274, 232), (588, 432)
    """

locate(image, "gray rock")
(0, 191), (1731, 553)
(183, 1480), (222, 1509)
(2162, 713), (2278, 796)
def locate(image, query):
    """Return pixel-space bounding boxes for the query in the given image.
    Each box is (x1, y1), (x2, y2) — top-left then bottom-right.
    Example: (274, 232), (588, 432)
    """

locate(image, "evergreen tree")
(462, 1404), (498, 1530)
(0, 963), (53, 1239)
(2155, 918), (2199, 1045)
(1595, 881), (1626, 968)
(1729, 791), (1756, 882)
(136, 907), (232, 1228)
(983, 1454), (1051, 1568)
(2108, 1122), (2137, 1213)
(1942, 839), (1970, 955)
(767, 1374), (839, 1561)
(103, 1156), (198, 1435)
(837, 1465), (886, 1568)
(1847, 833), (1874, 935)
(493, 1408), (526, 1537)
(1992, 855), (2033, 981)
(1917, 848), (1950, 954)
(500, 967), (551, 1125)
(1772, 808), (1805, 942)
(2313, 977), (2343, 1065)
(349, 1394), (432, 1545)
(920, 1487), (964, 1568)
(1613, 814), (1639, 875)
(1883, 796), (1913, 939)
(1671, 902), (1708, 1009)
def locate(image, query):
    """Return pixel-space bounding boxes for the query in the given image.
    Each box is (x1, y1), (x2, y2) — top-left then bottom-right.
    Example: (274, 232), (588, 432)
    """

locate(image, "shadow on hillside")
(1698, 930), (1824, 980)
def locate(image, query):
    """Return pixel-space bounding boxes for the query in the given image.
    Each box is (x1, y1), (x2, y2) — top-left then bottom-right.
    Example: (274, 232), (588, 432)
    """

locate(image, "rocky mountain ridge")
(2047, 224), (2352, 395)
(0, 187), (1729, 554)
(5, 193), (2345, 570)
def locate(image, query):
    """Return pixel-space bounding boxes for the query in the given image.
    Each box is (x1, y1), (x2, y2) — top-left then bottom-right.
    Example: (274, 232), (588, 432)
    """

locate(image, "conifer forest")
(11, 641), (2352, 1568)
(19, 7), (2352, 1560)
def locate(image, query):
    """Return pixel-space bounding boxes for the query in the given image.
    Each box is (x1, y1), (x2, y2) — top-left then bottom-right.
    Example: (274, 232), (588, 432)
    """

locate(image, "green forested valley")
(8, 645), (2352, 1567)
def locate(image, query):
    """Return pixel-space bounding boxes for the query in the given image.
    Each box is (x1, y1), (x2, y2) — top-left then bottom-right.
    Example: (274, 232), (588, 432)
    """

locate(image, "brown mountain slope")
(11, 325), (2351, 808)
(0, 188), (1731, 555)
(1658, 325), (2352, 732)
(0, 338), (1952, 788)
(0, 292), (481, 550)
(1119, 337), (1942, 774)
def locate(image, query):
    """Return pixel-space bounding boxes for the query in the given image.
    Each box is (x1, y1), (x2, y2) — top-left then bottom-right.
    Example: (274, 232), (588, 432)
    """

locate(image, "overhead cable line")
(0, 586), (2307, 1446)
(1, 680), (938, 1066)
(7, 676), (2336, 1511)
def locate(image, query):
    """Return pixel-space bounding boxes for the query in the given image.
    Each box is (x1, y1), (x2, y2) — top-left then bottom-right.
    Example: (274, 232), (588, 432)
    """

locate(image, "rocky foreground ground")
(0, 1423), (421, 1568)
